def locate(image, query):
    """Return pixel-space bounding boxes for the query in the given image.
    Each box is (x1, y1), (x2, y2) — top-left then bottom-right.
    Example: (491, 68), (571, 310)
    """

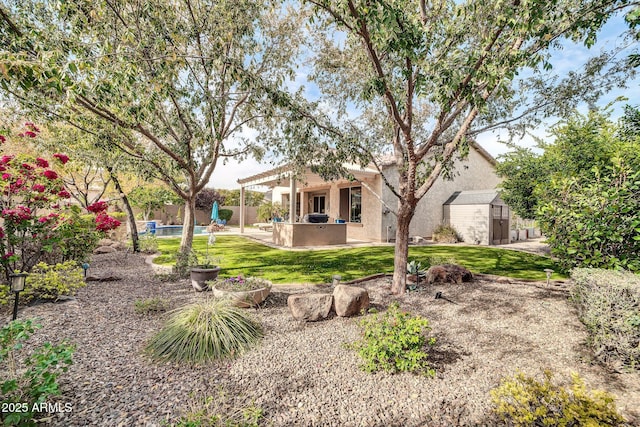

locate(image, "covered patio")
(237, 164), (380, 247)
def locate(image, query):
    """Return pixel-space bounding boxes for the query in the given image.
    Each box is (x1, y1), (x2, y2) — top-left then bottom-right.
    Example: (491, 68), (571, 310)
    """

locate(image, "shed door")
(492, 205), (510, 245)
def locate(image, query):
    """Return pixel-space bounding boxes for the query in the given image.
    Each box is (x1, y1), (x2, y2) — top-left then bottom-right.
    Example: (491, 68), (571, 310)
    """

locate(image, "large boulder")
(332, 285), (370, 317)
(287, 294), (333, 322)
(425, 264), (473, 284)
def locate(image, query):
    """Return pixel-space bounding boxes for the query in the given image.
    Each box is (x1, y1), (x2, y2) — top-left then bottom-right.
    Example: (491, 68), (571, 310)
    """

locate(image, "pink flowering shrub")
(0, 126), (121, 280)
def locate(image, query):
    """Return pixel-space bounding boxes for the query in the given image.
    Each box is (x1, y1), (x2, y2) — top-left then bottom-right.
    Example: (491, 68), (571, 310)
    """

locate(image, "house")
(237, 142), (507, 246)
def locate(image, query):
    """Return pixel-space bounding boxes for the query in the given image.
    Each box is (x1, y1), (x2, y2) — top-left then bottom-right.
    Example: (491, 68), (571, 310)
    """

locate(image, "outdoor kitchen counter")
(272, 222), (347, 247)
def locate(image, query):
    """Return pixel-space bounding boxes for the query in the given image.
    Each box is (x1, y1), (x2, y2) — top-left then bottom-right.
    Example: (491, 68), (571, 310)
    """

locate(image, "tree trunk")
(180, 196), (196, 254)
(391, 202), (416, 295)
(106, 166), (139, 252)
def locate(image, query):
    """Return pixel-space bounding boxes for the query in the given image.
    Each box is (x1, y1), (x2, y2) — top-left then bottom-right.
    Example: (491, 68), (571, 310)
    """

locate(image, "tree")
(296, 0), (632, 294)
(129, 185), (180, 222)
(495, 146), (546, 220)
(195, 188), (225, 212)
(500, 109), (640, 271)
(218, 189), (265, 207)
(0, 0), (303, 255)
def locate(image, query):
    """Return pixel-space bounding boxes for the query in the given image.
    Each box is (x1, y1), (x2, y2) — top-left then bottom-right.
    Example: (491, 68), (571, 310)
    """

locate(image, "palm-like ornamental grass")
(145, 299), (263, 364)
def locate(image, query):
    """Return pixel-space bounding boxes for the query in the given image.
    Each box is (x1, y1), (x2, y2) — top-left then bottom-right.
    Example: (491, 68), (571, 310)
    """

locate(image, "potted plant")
(189, 234), (221, 292)
(210, 275), (272, 308)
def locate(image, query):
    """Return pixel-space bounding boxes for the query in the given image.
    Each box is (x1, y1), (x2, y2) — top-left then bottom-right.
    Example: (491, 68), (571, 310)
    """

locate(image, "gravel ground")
(4, 251), (639, 426)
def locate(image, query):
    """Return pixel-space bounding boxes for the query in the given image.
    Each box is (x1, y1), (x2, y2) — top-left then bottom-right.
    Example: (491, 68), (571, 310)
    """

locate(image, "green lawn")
(154, 235), (564, 284)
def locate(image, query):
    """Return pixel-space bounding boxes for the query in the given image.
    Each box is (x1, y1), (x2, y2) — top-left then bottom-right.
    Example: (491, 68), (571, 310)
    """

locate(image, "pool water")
(140, 225), (208, 237)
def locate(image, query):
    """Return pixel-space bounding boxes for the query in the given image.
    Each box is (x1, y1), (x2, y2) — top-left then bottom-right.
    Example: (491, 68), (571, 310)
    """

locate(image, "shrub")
(431, 224), (462, 243)
(43, 209), (102, 265)
(570, 268), (640, 369)
(491, 370), (626, 426)
(351, 302), (436, 375)
(134, 297), (170, 315)
(173, 390), (262, 427)
(0, 319), (74, 426)
(538, 165), (640, 272)
(145, 299), (263, 364)
(138, 233), (159, 254)
(0, 261), (85, 306)
(218, 208), (233, 222)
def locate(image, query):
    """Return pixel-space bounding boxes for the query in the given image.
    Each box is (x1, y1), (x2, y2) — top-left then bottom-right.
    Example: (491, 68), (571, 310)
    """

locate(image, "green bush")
(218, 209), (233, 222)
(134, 297), (170, 315)
(172, 391), (262, 427)
(351, 302), (436, 375)
(431, 224), (462, 243)
(491, 370), (626, 426)
(538, 165), (640, 272)
(570, 268), (640, 369)
(145, 299), (263, 364)
(138, 234), (159, 254)
(0, 319), (74, 426)
(44, 209), (102, 264)
(0, 261), (85, 306)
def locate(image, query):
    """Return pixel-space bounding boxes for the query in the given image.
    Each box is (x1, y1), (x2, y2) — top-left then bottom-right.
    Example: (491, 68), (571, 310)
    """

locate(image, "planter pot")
(190, 266), (221, 292)
(212, 284), (272, 308)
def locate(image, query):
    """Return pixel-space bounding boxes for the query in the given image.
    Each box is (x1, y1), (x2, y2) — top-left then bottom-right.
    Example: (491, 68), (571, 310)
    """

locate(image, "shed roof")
(443, 190), (502, 206)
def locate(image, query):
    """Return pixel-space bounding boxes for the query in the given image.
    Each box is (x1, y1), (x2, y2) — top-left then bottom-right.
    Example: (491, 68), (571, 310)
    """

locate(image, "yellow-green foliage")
(491, 370), (626, 426)
(0, 262), (85, 305)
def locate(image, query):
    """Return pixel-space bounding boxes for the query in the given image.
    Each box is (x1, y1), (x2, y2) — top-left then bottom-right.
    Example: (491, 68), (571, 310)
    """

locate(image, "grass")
(154, 235), (564, 284)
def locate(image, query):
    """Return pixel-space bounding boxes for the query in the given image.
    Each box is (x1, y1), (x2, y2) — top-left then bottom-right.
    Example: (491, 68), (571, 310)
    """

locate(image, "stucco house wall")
(380, 145), (502, 240)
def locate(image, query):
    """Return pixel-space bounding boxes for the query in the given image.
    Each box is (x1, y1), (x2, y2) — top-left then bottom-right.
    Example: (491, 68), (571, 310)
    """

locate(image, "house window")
(313, 195), (326, 213)
(350, 187), (361, 223)
(339, 186), (362, 223)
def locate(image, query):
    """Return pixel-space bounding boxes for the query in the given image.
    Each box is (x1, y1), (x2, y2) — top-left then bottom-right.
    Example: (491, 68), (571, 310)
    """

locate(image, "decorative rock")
(94, 246), (117, 254)
(287, 294), (333, 321)
(332, 285), (370, 317)
(425, 264), (473, 284)
(98, 238), (116, 247)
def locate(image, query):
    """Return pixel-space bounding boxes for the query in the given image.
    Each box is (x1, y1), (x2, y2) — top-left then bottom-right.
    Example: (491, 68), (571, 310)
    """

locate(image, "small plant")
(138, 233), (159, 254)
(209, 276), (272, 292)
(0, 261), (85, 305)
(172, 390), (262, 427)
(570, 268), (640, 369)
(0, 319), (74, 426)
(431, 223), (462, 243)
(351, 302), (436, 376)
(174, 250), (200, 278)
(145, 299), (263, 364)
(134, 297), (170, 315)
(491, 370), (626, 426)
(406, 260), (425, 276)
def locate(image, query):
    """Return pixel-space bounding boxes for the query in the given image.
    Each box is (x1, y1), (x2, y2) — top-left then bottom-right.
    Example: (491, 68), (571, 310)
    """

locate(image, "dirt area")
(3, 252), (638, 426)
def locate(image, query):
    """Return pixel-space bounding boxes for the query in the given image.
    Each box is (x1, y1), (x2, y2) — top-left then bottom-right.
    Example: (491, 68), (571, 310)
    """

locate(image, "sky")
(208, 11), (639, 190)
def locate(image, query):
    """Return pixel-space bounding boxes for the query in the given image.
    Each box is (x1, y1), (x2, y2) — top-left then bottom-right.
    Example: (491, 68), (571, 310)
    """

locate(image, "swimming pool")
(140, 225), (208, 237)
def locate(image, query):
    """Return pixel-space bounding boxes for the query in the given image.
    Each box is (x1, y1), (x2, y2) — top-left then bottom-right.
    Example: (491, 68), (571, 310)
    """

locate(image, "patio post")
(289, 175), (296, 224)
(239, 185), (245, 233)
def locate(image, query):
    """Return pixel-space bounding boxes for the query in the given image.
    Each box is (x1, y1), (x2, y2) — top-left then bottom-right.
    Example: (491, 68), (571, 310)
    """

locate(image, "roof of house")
(375, 141), (497, 167)
(443, 189), (502, 205)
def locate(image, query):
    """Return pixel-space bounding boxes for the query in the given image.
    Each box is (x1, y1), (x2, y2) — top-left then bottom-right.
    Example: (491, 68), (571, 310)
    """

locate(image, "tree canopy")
(290, 0), (636, 293)
(0, 0), (304, 253)
(499, 107), (640, 271)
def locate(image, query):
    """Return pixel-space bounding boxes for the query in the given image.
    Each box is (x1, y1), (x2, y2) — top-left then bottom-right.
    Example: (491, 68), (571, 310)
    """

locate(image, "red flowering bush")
(0, 126), (121, 280)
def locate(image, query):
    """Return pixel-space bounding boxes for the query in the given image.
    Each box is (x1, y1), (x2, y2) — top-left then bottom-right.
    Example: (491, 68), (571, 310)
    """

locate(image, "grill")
(303, 213), (329, 223)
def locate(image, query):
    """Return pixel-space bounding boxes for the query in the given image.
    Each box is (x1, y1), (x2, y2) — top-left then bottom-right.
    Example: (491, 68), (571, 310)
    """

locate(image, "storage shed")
(443, 190), (510, 245)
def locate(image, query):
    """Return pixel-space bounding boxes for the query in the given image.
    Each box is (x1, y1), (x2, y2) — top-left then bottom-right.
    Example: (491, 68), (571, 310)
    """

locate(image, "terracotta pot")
(190, 266), (221, 292)
(212, 284), (272, 308)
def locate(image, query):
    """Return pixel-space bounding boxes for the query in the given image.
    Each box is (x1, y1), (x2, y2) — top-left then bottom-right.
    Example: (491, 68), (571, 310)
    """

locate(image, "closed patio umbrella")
(211, 201), (219, 222)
